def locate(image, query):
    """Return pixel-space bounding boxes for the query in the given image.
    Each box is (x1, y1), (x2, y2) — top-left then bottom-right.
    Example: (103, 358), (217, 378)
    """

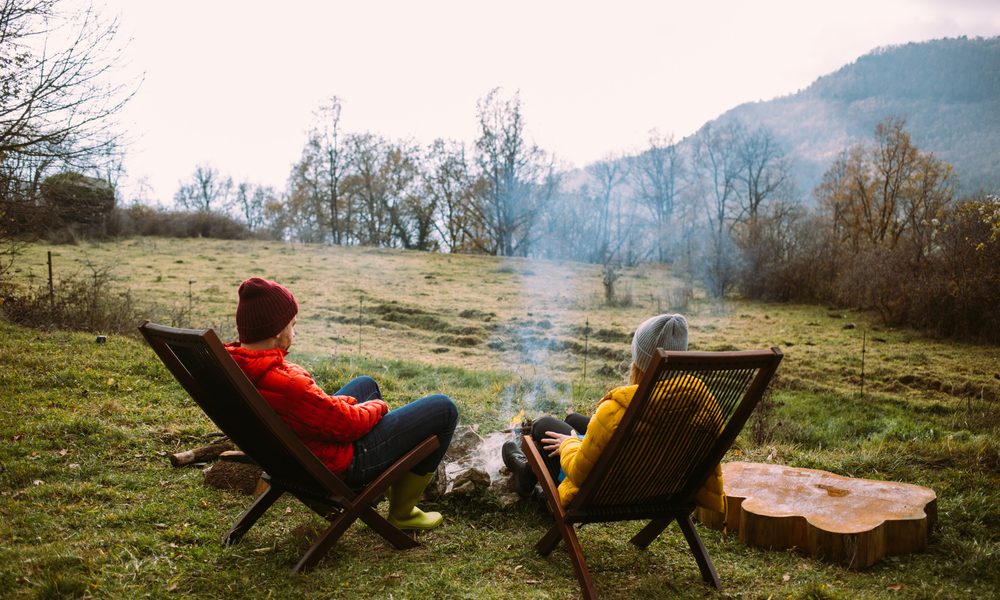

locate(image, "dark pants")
(530, 413), (591, 483)
(340, 376), (458, 488)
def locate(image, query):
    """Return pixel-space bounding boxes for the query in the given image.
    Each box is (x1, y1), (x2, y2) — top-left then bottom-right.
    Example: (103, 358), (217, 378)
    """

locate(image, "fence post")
(47, 251), (54, 307)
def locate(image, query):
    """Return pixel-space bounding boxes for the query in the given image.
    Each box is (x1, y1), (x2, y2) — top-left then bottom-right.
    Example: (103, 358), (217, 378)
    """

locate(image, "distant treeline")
(5, 106), (999, 343)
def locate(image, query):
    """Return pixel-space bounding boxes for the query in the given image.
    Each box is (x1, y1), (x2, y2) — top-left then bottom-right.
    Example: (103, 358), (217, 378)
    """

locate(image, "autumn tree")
(816, 117), (954, 262)
(814, 117), (956, 322)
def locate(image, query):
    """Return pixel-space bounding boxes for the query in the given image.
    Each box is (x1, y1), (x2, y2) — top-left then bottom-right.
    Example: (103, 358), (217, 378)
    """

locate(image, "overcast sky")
(84, 0), (1000, 205)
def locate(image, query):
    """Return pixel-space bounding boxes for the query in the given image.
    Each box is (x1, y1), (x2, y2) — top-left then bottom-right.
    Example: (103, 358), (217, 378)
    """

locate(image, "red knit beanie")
(236, 277), (299, 343)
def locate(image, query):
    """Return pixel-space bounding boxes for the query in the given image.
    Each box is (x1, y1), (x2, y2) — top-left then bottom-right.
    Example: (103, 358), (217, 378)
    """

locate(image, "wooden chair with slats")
(521, 347), (782, 598)
(139, 320), (438, 573)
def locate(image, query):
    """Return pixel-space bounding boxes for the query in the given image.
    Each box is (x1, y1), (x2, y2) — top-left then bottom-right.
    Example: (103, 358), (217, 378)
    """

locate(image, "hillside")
(2, 238), (999, 598)
(711, 36), (1000, 198)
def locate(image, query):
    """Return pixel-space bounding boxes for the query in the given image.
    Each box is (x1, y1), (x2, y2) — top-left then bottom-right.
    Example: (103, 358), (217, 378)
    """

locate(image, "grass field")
(2, 238), (999, 598)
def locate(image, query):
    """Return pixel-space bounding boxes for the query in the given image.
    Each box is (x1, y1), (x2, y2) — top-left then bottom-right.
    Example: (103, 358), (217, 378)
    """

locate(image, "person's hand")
(541, 430), (574, 457)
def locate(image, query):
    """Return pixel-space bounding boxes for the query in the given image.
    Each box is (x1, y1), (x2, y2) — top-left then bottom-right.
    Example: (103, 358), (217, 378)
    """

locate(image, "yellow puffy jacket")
(557, 375), (726, 514)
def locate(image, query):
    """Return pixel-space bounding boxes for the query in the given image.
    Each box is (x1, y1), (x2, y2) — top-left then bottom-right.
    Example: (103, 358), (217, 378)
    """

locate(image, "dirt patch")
(370, 300), (488, 338)
(435, 334), (481, 347)
(458, 308), (497, 321)
(898, 373), (1000, 402)
(568, 324), (630, 344)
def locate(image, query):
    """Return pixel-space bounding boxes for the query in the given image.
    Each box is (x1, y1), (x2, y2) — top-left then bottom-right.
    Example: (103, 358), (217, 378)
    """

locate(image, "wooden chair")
(138, 321), (439, 573)
(521, 348), (782, 598)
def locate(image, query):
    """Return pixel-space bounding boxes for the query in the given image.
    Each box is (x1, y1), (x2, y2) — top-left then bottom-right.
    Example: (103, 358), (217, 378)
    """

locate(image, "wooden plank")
(696, 461), (936, 569)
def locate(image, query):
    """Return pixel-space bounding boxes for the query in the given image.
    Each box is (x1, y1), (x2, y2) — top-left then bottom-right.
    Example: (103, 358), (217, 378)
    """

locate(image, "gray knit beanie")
(630, 314), (689, 373)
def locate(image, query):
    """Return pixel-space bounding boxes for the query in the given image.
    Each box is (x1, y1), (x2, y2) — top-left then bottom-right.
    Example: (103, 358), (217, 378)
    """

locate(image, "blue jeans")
(531, 413), (591, 483)
(339, 376), (458, 488)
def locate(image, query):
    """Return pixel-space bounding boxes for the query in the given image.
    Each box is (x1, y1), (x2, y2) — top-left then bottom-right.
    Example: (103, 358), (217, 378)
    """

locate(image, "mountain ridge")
(703, 36), (1000, 198)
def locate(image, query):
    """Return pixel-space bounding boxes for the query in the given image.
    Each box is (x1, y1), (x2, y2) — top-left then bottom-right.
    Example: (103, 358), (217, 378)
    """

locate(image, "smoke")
(495, 258), (574, 426)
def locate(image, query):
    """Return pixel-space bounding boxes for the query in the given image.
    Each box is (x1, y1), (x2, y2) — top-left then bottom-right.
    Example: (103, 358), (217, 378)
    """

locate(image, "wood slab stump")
(696, 461), (937, 569)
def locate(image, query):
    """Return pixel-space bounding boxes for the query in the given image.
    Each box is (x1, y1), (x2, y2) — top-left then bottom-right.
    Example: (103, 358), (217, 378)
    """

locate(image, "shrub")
(40, 172), (115, 236)
(906, 196), (1000, 342)
(735, 208), (835, 302)
(108, 205), (250, 239)
(0, 264), (180, 335)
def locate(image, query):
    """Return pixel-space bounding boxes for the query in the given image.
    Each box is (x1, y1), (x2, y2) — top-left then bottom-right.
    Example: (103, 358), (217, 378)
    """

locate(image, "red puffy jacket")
(225, 344), (388, 474)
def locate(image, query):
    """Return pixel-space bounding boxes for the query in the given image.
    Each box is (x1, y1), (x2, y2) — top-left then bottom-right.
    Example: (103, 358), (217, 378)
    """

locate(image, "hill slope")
(705, 36), (1000, 198)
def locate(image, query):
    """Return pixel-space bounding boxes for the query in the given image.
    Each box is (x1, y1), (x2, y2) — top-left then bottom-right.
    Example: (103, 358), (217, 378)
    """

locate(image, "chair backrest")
(139, 321), (346, 497)
(569, 348), (782, 516)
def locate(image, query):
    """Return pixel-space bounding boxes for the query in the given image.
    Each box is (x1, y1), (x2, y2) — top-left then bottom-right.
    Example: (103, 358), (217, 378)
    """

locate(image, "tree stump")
(696, 461), (937, 569)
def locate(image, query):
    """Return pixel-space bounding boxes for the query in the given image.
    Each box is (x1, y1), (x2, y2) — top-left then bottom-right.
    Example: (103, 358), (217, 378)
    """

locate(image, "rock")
(443, 425), (484, 461)
(429, 425), (523, 506)
(449, 467), (491, 495)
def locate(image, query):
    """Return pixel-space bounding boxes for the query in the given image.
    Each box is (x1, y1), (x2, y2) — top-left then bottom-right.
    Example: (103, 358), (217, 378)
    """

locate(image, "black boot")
(502, 440), (538, 497)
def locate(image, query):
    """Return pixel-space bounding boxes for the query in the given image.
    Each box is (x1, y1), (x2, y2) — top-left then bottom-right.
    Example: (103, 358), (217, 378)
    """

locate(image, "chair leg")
(292, 508), (359, 573)
(676, 514), (721, 589)
(561, 523), (598, 600)
(535, 524), (563, 556)
(630, 518), (671, 549)
(223, 484), (283, 546)
(358, 506), (419, 550)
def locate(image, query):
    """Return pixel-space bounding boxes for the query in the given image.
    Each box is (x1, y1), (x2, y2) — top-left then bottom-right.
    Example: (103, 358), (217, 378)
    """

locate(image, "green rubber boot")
(387, 472), (442, 530)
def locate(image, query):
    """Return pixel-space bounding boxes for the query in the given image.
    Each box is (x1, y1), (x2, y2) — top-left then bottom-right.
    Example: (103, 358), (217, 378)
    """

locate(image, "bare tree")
(174, 164), (233, 213)
(473, 88), (556, 256)
(631, 132), (685, 262)
(314, 97), (349, 244)
(345, 132), (389, 246)
(1, 0), (133, 241)
(424, 139), (476, 252)
(692, 122), (741, 296)
(734, 125), (790, 227)
(585, 154), (629, 264)
(234, 181), (275, 234)
(0, 0), (132, 175)
(286, 136), (329, 242)
(381, 140), (425, 249)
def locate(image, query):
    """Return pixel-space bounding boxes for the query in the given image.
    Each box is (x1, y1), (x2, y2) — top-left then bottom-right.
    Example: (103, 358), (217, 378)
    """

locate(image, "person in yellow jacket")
(502, 313), (726, 514)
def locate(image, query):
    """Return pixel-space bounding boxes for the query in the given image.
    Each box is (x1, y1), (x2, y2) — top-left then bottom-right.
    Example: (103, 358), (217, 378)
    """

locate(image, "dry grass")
(10, 237), (998, 410)
(3, 237), (1000, 598)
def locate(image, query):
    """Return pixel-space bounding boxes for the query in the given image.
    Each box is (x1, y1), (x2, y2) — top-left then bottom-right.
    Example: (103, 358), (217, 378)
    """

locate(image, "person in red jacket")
(225, 277), (458, 530)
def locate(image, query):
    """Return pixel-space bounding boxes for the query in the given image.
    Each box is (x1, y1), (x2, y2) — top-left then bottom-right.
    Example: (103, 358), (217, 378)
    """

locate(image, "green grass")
(2, 238), (1000, 598)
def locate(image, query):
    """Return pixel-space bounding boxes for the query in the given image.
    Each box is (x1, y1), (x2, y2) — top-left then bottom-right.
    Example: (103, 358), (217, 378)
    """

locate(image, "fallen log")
(169, 440), (235, 467)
